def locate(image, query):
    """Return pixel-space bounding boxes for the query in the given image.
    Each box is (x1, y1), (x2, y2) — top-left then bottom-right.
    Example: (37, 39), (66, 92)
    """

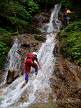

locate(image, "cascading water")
(47, 4), (61, 33)
(7, 38), (21, 72)
(0, 4), (61, 108)
(0, 38), (21, 87)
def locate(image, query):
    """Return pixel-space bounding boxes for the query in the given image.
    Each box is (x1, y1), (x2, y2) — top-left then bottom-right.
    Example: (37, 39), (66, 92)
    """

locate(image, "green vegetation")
(0, 42), (9, 68)
(0, 0), (39, 32)
(0, 0), (39, 69)
(60, 20), (81, 65)
(59, 0), (72, 9)
(58, 0), (81, 65)
(0, 28), (11, 68)
(29, 102), (58, 108)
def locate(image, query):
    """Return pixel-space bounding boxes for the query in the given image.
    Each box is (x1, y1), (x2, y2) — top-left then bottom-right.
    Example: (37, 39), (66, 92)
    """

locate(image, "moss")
(29, 102), (58, 108)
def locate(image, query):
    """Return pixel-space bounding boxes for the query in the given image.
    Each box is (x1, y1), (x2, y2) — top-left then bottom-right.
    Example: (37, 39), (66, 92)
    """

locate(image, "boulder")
(6, 70), (19, 84)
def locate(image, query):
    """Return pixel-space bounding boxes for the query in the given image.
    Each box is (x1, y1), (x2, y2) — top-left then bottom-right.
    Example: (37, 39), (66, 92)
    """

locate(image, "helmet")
(32, 52), (37, 56)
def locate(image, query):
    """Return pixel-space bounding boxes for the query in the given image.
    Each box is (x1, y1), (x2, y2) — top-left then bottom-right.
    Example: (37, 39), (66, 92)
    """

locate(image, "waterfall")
(47, 4), (61, 33)
(7, 38), (21, 72)
(41, 4), (61, 33)
(0, 4), (61, 108)
(0, 38), (21, 87)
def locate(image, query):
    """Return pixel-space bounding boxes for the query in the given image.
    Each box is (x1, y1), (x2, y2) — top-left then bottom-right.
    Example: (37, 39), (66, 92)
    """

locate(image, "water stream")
(0, 4), (61, 108)
(0, 38), (21, 87)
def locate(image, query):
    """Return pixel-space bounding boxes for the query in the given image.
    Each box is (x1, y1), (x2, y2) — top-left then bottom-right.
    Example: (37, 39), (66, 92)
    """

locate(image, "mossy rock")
(33, 28), (42, 34)
(29, 102), (58, 108)
(34, 34), (46, 42)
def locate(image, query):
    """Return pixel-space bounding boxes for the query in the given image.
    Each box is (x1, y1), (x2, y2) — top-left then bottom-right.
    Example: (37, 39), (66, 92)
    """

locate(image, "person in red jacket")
(24, 52), (40, 83)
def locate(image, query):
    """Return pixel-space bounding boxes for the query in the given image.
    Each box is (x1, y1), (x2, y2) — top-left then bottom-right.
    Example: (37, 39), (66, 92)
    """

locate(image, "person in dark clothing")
(63, 8), (71, 26)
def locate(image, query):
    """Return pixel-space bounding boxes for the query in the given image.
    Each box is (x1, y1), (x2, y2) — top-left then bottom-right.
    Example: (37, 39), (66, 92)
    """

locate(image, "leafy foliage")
(60, 20), (81, 65)
(63, 21), (81, 32)
(59, 0), (72, 9)
(0, 42), (9, 68)
(34, 0), (57, 10)
(0, 28), (11, 68)
(0, 27), (12, 45)
(26, 0), (39, 14)
(0, 0), (39, 33)
(0, 0), (39, 69)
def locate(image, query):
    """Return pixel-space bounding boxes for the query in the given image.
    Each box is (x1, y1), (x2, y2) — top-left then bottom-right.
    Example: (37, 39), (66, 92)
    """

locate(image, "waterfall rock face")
(0, 4), (62, 108)
(50, 55), (81, 107)
(6, 34), (42, 84)
(0, 4), (81, 108)
(6, 39), (21, 84)
(33, 12), (50, 27)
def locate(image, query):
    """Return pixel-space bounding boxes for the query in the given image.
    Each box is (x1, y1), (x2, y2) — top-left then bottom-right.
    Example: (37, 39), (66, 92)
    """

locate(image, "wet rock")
(34, 34), (46, 42)
(31, 43), (39, 47)
(0, 89), (4, 95)
(51, 53), (81, 106)
(53, 67), (66, 81)
(20, 95), (28, 102)
(33, 12), (49, 27)
(21, 43), (39, 48)
(21, 43), (31, 48)
(6, 70), (19, 84)
(56, 89), (64, 100)
(5, 33), (42, 85)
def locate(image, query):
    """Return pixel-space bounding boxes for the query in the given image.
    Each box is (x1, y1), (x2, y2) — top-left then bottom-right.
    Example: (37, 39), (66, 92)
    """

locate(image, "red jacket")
(24, 53), (38, 73)
(26, 53), (37, 61)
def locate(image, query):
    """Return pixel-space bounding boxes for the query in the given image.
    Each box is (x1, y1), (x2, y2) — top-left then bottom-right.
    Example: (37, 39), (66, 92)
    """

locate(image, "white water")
(47, 4), (61, 33)
(7, 38), (21, 72)
(0, 4), (61, 108)
(0, 38), (21, 87)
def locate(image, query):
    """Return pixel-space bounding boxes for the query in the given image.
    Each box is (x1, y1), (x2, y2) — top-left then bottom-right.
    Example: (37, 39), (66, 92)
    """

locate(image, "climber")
(63, 8), (71, 26)
(24, 52), (41, 83)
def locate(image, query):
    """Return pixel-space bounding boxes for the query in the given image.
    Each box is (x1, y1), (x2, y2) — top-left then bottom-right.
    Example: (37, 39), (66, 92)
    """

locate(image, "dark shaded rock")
(31, 43), (39, 47)
(6, 70), (19, 84)
(33, 12), (49, 27)
(53, 44), (59, 57)
(34, 34), (46, 42)
(42, 24), (49, 33)
(53, 68), (66, 81)
(21, 43), (31, 48)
